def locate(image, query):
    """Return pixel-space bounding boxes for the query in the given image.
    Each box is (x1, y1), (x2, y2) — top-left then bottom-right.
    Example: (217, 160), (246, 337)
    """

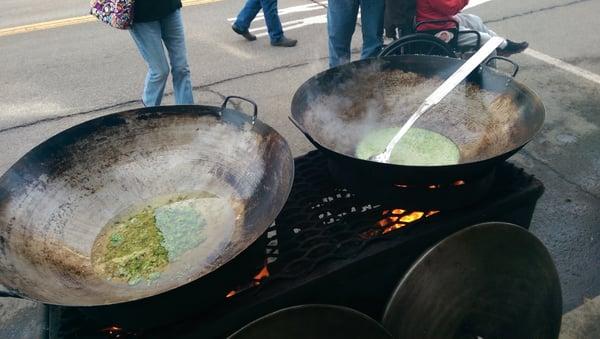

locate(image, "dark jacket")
(385, 0), (416, 38)
(134, 0), (182, 23)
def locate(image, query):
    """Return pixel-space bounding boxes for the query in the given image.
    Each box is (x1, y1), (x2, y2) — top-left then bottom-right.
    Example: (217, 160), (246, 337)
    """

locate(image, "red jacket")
(416, 0), (469, 31)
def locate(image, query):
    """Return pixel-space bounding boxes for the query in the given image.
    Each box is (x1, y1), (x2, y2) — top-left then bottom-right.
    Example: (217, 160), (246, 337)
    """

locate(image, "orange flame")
(254, 265), (270, 280)
(370, 208), (442, 238)
(399, 211), (425, 223)
(226, 265), (270, 299)
(102, 326), (123, 335)
(382, 223), (406, 234)
(426, 210), (440, 217)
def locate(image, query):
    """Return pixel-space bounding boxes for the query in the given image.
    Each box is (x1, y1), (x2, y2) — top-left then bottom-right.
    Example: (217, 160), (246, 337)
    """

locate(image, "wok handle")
(0, 289), (23, 299)
(221, 96), (258, 125)
(288, 116), (309, 135)
(485, 56), (519, 77)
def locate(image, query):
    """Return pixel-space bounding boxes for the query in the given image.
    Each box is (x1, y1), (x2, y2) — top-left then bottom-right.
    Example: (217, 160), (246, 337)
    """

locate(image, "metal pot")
(382, 222), (562, 339)
(0, 97), (294, 326)
(290, 55), (544, 192)
(228, 304), (392, 339)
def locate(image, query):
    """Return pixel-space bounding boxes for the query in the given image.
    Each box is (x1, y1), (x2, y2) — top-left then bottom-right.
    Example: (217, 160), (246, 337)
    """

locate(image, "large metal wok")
(0, 98), (294, 314)
(382, 222), (562, 338)
(229, 304), (392, 339)
(290, 55), (545, 187)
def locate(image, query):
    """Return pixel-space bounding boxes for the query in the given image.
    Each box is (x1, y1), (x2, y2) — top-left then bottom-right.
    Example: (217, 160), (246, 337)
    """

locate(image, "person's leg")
(161, 9), (194, 105)
(259, 0), (284, 43)
(130, 21), (170, 106)
(233, 0), (262, 31)
(359, 0), (385, 59)
(455, 13), (505, 48)
(327, 0), (360, 68)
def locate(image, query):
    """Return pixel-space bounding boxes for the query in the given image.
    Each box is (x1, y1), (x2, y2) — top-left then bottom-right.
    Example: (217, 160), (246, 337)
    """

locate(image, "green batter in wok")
(356, 127), (460, 166)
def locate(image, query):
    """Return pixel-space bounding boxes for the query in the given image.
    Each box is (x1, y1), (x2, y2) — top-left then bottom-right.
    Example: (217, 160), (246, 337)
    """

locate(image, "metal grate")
(49, 151), (542, 338)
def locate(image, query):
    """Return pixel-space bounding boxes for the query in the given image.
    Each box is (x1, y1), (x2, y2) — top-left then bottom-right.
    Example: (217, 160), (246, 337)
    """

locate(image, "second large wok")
(290, 55), (545, 186)
(0, 98), (294, 319)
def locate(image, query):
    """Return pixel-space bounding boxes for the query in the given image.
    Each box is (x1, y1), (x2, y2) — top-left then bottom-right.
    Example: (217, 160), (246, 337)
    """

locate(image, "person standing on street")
(129, 0), (194, 106)
(327, 0), (385, 68)
(232, 0), (297, 47)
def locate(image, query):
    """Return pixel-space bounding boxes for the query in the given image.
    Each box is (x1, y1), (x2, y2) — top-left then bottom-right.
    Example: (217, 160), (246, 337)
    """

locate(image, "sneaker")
(498, 40), (529, 56)
(232, 24), (256, 41)
(271, 36), (297, 47)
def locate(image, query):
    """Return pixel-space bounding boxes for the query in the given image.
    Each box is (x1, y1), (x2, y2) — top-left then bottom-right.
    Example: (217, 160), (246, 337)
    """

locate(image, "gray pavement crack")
(192, 62), (308, 92)
(308, 0), (327, 9)
(485, 0), (592, 24)
(0, 100), (140, 134)
(0, 62), (308, 134)
(200, 88), (226, 100)
(521, 149), (600, 201)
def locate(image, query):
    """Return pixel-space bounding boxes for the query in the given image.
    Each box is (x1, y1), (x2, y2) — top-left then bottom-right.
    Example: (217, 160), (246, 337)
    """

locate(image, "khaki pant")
(454, 13), (507, 48)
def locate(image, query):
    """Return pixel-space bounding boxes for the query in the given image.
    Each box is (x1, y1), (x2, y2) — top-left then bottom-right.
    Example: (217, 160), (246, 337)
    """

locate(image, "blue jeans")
(234, 0), (283, 43)
(327, 0), (385, 68)
(130, 9), (194, 106)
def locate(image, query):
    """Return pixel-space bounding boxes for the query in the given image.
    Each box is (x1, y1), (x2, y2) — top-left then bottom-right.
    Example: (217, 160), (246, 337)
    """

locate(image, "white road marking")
(464, 0), (493, 10)
(468, 0), (600, 86)
(227, 1), (327, 22)
(524, 49), (600, 85)
(250, 14), (327, 37)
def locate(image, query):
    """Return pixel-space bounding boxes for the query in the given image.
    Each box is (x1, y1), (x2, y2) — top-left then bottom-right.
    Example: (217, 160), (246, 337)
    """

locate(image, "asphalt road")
(0, 0), (599, 336)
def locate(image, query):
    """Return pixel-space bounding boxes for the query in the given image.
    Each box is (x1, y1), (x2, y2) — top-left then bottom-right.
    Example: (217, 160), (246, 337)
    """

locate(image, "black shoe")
(498, 40), (529, 56)
(271, 36), (297, 47)
(232, 24), (256, 41)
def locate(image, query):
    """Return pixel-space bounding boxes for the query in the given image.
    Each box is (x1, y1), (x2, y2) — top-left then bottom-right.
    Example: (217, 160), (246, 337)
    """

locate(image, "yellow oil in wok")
(92, 192), (221, 286)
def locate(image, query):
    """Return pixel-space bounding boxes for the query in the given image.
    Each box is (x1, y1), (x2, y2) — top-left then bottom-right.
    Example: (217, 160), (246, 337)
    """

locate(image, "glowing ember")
(226, 265), (270, 299)
(383, 223), (406, 234)
(399, 212), (425, 223)
(254, 266), (270, 280)
(426, 211), (440, 217)
(369, 208), (442, 238)
(103, 326), (122, 333)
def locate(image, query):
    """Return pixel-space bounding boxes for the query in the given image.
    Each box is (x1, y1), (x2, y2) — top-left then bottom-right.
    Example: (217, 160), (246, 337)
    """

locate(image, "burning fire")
(226, 265), (270, 298)
(364, 208), (440, 237)
(399, 211), (425, 223)
(395, 180), (467, 189)
(101, 325), (137, 338)
(103, 326), (122, 334)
